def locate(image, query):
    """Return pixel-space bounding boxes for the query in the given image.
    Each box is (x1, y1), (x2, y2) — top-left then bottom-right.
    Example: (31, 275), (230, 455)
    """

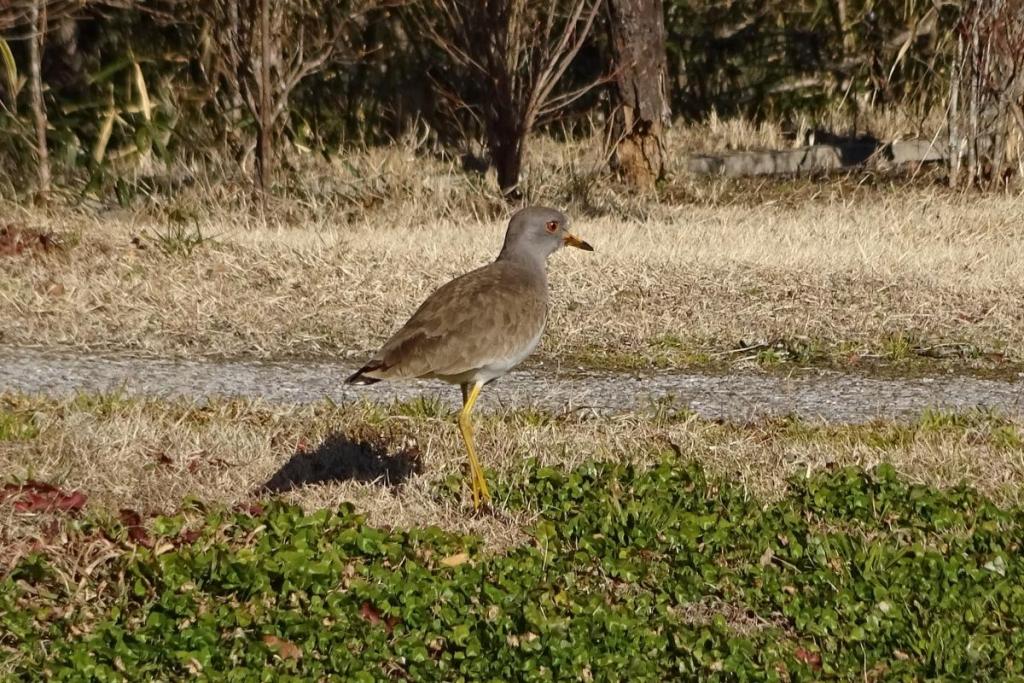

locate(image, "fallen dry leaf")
(234, 501), (264, 516)
(359, 601), (399, 633)
(153, 452), (174, 466)
(439, 552), (470, 568)
(34, 280), (65, 296)
(119, 508), (153, 548)
(359, 601), (383, 625)
(262, 635), (302, 661)
(0, 224), (60, 257)
(2, 481), (87, 513)
(154, 542), (176, 556)
(795, 647), (822, 670)
(177, 528), (202, 545)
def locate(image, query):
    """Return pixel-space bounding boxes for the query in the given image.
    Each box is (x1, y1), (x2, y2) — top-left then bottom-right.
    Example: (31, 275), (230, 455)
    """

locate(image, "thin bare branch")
(410, 0), (601, 195)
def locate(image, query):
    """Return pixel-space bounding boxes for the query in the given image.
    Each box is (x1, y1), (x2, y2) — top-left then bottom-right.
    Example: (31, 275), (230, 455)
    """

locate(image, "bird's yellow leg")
(458, 381), (491, 509)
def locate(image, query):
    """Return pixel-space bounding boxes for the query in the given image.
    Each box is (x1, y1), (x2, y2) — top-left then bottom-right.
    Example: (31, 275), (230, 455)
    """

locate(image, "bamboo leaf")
(887, 31), (915, 84)
(108, 144), (139, 161)
(134, 123), (152, 155)
(93, 108), (117, 163)
(133, 61), (152, 122)
(887, 9), (935, 85)
(87, 56), (133, 86)
(0, 38), (18, 102)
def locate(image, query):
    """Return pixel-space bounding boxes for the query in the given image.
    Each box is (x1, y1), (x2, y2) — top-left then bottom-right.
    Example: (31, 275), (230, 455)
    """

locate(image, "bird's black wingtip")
(345, 373), (381, 385)
(346, 363), (383, 385)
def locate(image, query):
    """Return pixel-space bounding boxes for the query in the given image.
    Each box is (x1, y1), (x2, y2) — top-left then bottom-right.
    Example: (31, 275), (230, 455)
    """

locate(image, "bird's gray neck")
(496, 243), (549, 273)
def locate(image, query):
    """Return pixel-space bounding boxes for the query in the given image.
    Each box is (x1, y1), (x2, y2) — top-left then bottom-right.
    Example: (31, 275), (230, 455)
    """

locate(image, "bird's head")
(500, 206), (593, 261)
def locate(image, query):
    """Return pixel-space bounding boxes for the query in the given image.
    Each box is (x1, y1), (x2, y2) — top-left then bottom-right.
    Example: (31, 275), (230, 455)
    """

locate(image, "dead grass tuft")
(671, 596), (792, 637)
(1, 172), (1022, 370)
(2, 394), (1021, 550)
(2, 117), (1022, 370)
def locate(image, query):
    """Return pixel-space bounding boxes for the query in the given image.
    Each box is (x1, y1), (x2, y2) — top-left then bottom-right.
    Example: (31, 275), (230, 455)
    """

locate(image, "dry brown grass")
(2, 163), (1022, 371)
(3, 393), (1022, 548)
(1, 117), (1022, 370)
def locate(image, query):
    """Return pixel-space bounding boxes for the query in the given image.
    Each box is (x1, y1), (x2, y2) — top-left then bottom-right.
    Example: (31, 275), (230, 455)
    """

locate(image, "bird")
(346, 206), (593, 509)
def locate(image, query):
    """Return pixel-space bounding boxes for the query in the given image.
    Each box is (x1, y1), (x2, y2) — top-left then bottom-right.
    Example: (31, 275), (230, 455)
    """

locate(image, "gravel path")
(1, 347), (1022, 424)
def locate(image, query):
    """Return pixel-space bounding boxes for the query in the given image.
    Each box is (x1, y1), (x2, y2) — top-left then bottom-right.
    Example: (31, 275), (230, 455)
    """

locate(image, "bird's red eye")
(545, 221), (559, 233)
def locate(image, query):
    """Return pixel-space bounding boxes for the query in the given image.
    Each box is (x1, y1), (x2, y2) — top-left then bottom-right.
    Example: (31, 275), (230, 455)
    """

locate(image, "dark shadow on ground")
(808, 130), (882, 166)
(261, 432), (423, 494)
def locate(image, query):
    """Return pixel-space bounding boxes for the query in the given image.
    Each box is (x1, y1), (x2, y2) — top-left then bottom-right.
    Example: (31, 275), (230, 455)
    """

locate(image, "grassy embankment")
(3, 116), (1024, 679)
(2, 393), (1023, 679)
(2, 120), (1022, 376)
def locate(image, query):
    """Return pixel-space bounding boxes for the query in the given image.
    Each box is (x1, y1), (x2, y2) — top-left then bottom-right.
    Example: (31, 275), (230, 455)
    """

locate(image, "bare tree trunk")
(28, 0), (51, 201)
(494, 136), (525, 198)
(412, 0), (600, 201)
(256, 0), (273, 193)
(948, 32), (963, 187)
(607, 0), (670, 189)
(966, 14), (979, 187)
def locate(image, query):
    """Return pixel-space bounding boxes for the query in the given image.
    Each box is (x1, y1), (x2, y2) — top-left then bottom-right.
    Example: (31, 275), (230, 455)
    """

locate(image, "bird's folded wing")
(369, 262), (546, 379)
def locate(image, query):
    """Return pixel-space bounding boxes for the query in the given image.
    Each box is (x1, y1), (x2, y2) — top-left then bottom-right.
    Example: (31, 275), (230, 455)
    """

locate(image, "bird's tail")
(345, 361), (384, 385)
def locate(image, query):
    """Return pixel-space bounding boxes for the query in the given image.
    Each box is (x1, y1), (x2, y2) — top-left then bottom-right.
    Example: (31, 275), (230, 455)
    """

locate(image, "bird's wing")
(360, 261), (547, 380)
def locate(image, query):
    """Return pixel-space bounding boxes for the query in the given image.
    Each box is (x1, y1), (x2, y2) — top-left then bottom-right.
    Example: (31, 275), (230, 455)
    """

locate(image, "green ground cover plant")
(3, 459), (1022, 680)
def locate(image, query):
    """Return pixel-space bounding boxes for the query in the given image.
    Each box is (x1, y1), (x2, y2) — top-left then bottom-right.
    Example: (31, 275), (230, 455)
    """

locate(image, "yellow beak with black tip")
(563, 233), (594, 251)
